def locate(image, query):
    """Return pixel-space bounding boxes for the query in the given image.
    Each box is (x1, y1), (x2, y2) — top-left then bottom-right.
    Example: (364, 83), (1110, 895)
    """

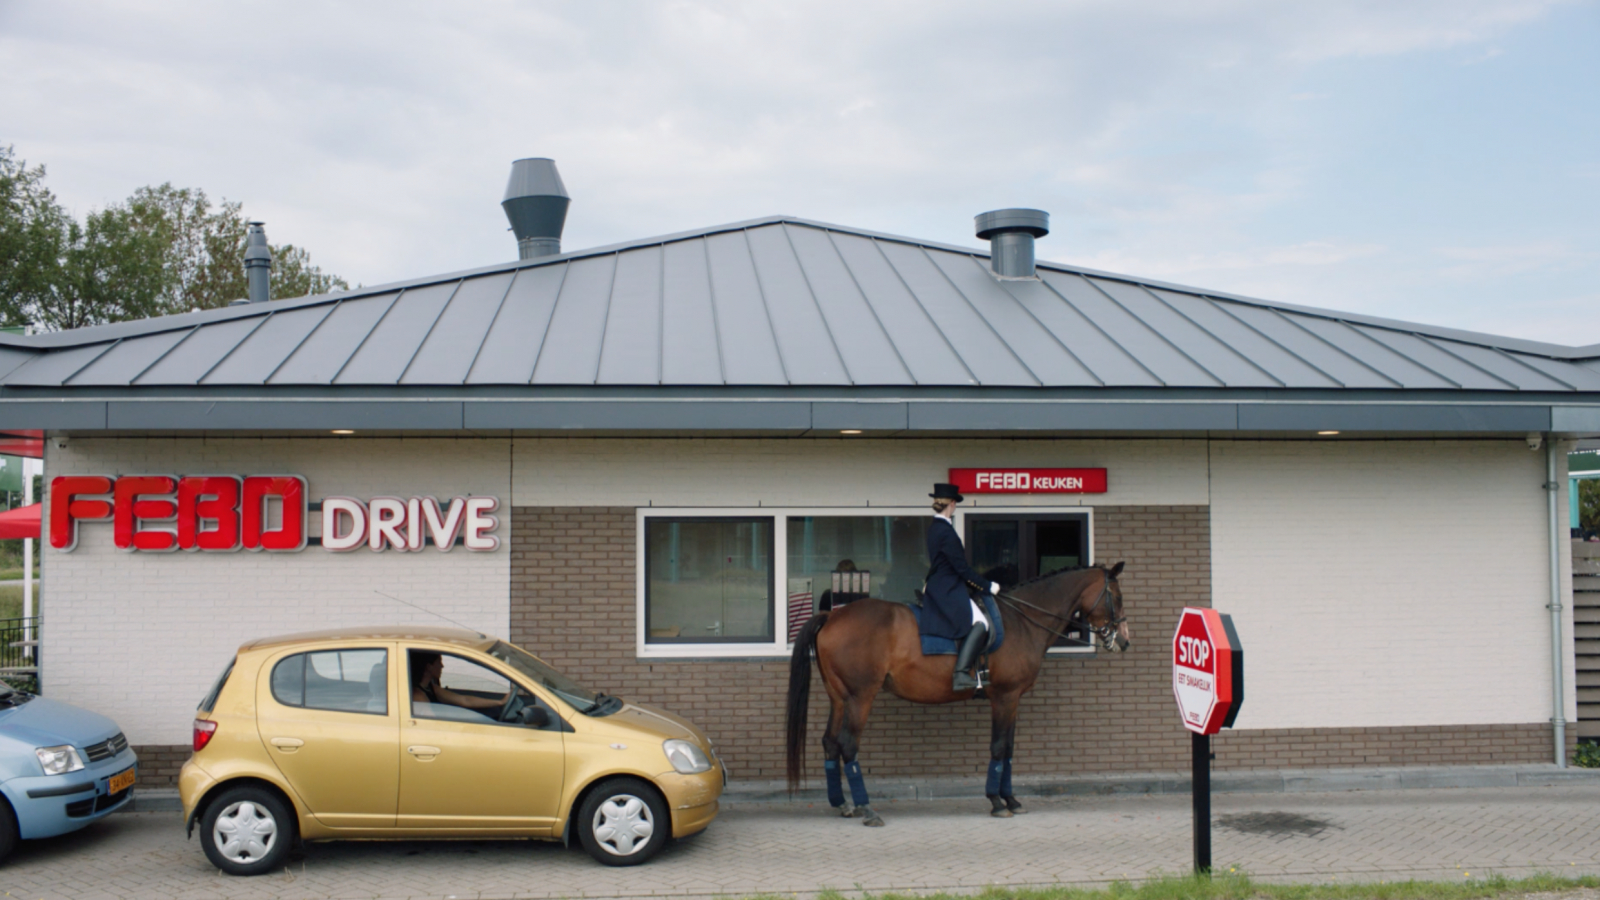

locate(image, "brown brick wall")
(509, 506), (1561, 782)
(132, 744), (190, 788)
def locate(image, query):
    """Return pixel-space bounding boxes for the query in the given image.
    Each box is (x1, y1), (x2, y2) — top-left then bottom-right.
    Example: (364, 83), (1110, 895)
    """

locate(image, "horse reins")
(995, 571), (1124, 647)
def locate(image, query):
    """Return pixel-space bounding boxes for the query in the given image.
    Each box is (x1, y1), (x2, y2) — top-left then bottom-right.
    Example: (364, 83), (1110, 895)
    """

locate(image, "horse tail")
(785, 611), (829, 792)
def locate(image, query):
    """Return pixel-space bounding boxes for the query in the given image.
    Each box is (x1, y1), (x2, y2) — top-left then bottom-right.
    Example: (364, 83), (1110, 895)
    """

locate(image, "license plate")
(108, 767), (135, 794)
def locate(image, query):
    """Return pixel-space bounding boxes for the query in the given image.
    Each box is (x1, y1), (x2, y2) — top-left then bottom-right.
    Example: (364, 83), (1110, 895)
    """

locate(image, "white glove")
(989, 582), (1001, 595)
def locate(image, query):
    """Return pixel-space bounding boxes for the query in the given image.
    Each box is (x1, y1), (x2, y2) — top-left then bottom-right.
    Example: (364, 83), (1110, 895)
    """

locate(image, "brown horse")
(785, 562), (1130, 826)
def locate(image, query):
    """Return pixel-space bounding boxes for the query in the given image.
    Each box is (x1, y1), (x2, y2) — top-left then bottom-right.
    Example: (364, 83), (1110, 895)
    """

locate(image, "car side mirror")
(520, 706), (550, 728)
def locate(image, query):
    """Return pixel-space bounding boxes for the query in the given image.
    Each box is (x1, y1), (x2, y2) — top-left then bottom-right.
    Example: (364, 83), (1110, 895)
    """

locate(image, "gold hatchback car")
(180, 627), (723, 874)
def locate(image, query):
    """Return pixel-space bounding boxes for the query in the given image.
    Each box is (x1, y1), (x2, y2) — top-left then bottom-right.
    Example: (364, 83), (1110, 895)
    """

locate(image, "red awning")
(0, 503), (41, 540)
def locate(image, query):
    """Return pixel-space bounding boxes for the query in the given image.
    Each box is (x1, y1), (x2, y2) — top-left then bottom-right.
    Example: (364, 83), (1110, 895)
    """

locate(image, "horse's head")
(1082, 561), (1130, 653)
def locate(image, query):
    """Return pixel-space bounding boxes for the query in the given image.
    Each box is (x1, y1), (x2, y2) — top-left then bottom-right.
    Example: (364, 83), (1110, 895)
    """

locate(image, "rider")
(924, 483), (1000, 691)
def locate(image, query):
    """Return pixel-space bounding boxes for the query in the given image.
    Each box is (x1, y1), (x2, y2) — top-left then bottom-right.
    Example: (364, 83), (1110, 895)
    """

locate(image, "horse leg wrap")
(985, 759), (1005, 798)
(1000, 758), (1014, 797)
(824, 759), (845, 809)
(844, 760), (870, 808)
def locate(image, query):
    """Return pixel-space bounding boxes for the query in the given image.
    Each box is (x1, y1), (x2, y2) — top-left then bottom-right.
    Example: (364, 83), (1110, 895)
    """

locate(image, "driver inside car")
(410, 651), (511, 711)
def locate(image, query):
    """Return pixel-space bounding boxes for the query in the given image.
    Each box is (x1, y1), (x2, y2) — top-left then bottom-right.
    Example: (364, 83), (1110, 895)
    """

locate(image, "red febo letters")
(949, 467), (1108, 494)
(48, 474), (500, 554)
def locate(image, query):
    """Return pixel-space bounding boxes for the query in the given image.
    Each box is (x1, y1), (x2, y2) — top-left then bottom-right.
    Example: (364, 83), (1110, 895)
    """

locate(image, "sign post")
(1172, 607), (1243, 876)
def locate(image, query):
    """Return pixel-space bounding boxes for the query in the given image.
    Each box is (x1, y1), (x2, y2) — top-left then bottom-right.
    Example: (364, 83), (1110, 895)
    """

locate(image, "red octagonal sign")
(1172, 607), (1244, 735)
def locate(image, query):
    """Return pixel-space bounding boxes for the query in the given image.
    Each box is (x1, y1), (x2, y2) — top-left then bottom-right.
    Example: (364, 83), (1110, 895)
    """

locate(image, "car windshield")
(487, 642), (599, 712)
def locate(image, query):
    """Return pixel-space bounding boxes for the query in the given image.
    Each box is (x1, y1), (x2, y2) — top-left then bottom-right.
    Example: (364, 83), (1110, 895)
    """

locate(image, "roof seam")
(1081, 276), (1225, 387)
(586, 254), (623, 385)
(699, 237), (729, 385)
(60, 339), (121, 386)
(656, 243), (666, 386)
(129, 326), (202, 385)
(330, 291), (405, 385)
(1269, 307), (1403, 388)
(1205, 298), (1347, 388)
(1413, 335), (1521, 391)
(263, 300), (341, 385)
(1348, 324), (1471, 389)
(522, 264), (572, 385)
(1138, 285), (1283, 387)
(397, 279), (466, 385)
(1327, 319), (1462, 390)
(871, 238), (979, 385)
(822, 229), (917, 385)
(739, 228), (794, 385)
(197, 314), (274, 386)
(462, 269), (520, 385)
(779, 223), (855, 385)
(1039, 273), (1164, 387)
(1488, 345), (1576, 391)
(921, 247), (1041, 387)
(980, 262), (1104, 387)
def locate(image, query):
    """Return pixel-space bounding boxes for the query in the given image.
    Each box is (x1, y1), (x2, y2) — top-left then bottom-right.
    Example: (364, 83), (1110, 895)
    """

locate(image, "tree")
(0, 146), (349, 330)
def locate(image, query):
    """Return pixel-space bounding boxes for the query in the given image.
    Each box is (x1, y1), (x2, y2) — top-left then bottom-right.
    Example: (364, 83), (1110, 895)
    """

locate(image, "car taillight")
(193, 718), (218, 752)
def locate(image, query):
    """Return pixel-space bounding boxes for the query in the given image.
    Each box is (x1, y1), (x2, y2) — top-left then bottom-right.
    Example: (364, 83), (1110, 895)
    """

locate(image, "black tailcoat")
(922, 516), (987, 641)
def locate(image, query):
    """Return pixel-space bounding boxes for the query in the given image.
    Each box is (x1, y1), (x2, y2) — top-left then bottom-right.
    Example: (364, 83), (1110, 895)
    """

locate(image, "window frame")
(957, 507), (1097, 656)
(268, 647), (391, 716)
(641, 514), (777, 646)
(639, 506), (1078, 658)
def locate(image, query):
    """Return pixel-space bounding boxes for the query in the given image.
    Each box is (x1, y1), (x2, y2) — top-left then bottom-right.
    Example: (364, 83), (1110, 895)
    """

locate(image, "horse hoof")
(863, 814), (885, 827)
(838, 804), (856, 818)
(990, 808), (1013, 818)
(1004, 797), (1027, 814)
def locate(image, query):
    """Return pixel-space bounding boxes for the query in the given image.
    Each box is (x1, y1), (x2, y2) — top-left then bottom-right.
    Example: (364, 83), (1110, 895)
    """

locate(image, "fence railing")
(0, 616), (40, 682)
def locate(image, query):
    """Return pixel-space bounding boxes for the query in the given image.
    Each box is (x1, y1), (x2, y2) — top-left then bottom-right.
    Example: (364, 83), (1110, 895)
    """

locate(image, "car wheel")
(199, 786), (294, 876)
(576, 777), (670, 866)
(0, 798), (17, 864)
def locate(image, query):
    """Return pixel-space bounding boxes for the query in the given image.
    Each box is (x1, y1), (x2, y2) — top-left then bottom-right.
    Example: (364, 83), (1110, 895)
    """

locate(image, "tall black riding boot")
(952, 622), (988, 692)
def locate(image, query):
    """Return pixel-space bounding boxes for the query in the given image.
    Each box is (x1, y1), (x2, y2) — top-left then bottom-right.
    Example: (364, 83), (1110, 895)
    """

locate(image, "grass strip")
(789, 872), (1600, 900)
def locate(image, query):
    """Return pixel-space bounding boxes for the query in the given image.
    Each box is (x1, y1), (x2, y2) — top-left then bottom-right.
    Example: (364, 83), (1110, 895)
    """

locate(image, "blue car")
(0, 678), (138, 862)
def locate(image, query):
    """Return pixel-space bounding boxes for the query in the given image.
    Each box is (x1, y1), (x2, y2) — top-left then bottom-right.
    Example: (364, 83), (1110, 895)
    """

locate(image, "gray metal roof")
(1, 215), (1597, 393)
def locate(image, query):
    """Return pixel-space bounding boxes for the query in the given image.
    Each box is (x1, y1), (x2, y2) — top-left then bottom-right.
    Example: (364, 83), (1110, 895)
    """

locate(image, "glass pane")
(304, 649), (387, 714)
(968, 519), (1022, 588)
(785, 516), (931, 623)
(646, 518), (773, 643)
(1036, 519), (1083, 575)
(270, 654), (304, 708)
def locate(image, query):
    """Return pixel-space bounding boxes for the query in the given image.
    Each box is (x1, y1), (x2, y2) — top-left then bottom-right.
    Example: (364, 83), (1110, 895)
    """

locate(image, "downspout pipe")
(1547, 437), (1568, 767)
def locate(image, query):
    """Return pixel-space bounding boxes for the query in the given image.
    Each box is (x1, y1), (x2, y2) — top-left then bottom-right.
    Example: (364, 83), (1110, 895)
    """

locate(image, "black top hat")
(929, 482), (964, 502)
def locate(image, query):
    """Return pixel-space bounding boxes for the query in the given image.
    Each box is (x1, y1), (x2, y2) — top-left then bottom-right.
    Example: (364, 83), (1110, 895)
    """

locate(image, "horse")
(785, 562), (1129, 826)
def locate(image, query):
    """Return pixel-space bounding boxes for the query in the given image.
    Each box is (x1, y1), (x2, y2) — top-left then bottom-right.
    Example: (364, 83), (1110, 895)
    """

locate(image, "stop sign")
(1172, 607), (1243, 735)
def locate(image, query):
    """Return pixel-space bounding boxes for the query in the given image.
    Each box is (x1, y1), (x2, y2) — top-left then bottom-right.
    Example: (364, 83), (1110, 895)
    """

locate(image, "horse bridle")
(996, 570), (1124, 649)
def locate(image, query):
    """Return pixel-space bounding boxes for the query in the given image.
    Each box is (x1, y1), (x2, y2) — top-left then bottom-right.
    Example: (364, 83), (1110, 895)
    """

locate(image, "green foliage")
(1574, 740), (1600, 768)
(816, 872), (1600, 900)
(0, 146), (349, 330)
(1579, 480), (1600, 535)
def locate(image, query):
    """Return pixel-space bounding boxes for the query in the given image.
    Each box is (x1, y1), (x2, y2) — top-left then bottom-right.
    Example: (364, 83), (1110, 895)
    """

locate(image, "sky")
(2, 0), (1597, 345)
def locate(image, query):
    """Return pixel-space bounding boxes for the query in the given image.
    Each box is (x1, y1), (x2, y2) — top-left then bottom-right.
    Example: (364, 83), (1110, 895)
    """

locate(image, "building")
(0, 160), (1588, 789)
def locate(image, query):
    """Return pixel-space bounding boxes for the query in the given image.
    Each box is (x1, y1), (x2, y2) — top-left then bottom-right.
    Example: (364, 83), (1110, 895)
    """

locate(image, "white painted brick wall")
(1211, 439), (1574, 730)
(43, 438), (511, 745)
(511, 438), (1210, 507)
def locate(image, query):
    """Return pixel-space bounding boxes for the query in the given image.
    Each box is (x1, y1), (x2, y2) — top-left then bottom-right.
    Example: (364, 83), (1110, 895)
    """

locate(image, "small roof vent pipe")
(975, 209), (1049, 278)
(502, 158), (570, 260)
(243, 221), (273, 303)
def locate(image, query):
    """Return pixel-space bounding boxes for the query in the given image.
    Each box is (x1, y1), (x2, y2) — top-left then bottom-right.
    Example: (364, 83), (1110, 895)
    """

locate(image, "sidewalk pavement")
(4, 767), (1597, 900)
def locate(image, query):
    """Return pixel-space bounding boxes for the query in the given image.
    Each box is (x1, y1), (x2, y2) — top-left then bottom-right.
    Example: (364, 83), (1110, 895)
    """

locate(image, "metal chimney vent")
(243, 221), (273, 303)
(975, 209), (1049, 278)
(502, 158), (570, 260)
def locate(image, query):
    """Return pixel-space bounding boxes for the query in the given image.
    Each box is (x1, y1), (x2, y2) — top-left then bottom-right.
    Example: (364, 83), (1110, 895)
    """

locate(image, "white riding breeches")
(969, 598), (990, 629)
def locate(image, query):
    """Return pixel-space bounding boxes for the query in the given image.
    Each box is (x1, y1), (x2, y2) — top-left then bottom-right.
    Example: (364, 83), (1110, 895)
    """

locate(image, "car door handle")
(407, 745), (441, 761)
(270, 738), (304, 753)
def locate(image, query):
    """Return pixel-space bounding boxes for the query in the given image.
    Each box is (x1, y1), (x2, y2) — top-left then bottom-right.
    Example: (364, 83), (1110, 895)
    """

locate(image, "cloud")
(0, 0), (1589, 342)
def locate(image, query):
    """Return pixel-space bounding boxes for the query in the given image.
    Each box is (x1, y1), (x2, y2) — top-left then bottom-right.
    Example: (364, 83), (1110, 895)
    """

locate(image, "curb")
(122, 764), (1600, 814)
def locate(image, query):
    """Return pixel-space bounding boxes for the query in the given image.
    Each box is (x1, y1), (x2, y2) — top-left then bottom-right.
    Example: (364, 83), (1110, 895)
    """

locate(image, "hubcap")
(213, 800), (277, 865)
(592, 793), (655, 856)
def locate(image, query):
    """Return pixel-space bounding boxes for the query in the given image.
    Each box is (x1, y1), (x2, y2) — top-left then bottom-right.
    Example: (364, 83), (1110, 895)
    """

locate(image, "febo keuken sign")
(1172, 607), (1243, 735)
(50, 475), (500, 554)
(949, 468), (1108, 494)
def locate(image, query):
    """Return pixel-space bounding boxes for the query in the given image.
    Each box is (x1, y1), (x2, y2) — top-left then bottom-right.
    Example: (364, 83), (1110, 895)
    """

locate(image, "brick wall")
(133, 744), (190, 789)
(510, 504), (1562, 782)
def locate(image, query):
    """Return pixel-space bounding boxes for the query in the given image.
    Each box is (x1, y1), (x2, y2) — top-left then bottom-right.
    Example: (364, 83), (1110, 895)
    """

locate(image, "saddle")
(910, 592), (1004, 657)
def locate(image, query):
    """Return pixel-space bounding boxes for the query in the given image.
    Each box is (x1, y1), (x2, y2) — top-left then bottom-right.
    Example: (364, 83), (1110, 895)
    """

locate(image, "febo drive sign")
(1172, 607), (1243, 735)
